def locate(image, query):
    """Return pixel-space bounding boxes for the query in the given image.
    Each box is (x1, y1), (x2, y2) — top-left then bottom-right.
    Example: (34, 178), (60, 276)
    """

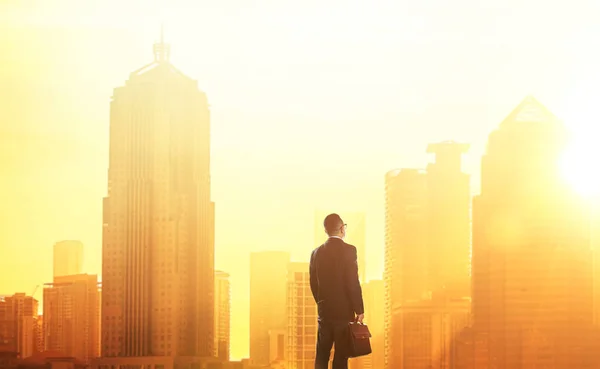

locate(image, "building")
(470, 96), (596, 369)
(99, 33), (215, 360)
(249, 252), (290, 365)
(16, 351), (86, 369)
(426, 142), (471, 297)
(394, 295), (470, 369)
(285, 262), (317, 369)
(384, 168), (428, 369)
(268, 329), (286, 364)
(43, 274), (101, 363)
(0, 294), (39, 358)
(314, 211), (366, 283)
(214, 271), (230, 361)
(384, 141), (471, 369)
(53, 241), (84, 278)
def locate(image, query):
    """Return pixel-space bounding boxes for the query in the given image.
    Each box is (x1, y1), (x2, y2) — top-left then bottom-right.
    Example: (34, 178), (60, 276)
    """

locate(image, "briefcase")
(347, 322), (372, 357)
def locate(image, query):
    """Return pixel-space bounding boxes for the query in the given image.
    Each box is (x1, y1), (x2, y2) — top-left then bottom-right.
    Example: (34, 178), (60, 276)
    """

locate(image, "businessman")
(310, 213), (365, 369)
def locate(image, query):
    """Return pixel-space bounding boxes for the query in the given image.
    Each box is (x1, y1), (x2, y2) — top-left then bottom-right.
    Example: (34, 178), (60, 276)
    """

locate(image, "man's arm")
(309, 248), (318, 303)
(345, 246), (364, 316)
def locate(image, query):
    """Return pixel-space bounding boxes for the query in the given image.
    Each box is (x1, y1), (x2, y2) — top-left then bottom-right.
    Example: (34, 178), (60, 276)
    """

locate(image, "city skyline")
(3, 1), (600, 363)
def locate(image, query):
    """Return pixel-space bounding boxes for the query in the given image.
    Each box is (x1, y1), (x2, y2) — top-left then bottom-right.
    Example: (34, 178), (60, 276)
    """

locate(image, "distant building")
(249, 252), (289, 365)
(384, 141), (471, 369)
(0, 293), (39, 358)
(53, 241), (83, 278)
(214, 271), (231, 361)
(394, 295), (470, 369)
(471, 96), (596, 369)
(314, 210), (366, 283)
(100, 33), (215, 358)
(16, 351), (86, 369)
(43, 274), (100, 363)
(285, 262), (317, 369)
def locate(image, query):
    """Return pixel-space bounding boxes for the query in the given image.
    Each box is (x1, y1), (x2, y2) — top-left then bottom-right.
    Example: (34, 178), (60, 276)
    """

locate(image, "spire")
(153, 24), (170, 63)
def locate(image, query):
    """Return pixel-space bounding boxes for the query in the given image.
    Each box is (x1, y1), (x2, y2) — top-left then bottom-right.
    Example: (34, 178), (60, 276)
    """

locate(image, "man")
(310, 213), (365, 369)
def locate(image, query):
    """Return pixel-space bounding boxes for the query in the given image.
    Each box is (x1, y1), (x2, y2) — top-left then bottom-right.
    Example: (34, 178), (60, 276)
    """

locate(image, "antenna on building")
(153, 23), (170, 63)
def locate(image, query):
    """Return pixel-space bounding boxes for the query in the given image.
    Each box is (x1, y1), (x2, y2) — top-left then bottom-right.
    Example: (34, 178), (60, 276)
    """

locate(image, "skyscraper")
(314, 210), (366, 283)
(384, 169), (428, 369)
(214, 270), (230, 361)
(426, 142), (471, 297)
(384, 141), (471, 369)
(100, 35), (215, 358)
(53, 240), (83, 278)
(250, 251), (290, 365)
(285, 262), (317, 369)
(471, 96), (595, 369)
(43, 274), (101, 363)
(0, 293), (39, 358)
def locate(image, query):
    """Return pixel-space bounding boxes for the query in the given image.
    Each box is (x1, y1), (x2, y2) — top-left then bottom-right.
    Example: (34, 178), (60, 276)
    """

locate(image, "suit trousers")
(315, 319), (350, 369)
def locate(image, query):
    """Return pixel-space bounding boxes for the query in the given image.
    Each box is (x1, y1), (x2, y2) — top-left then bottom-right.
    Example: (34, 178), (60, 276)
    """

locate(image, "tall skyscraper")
(214, 270), (230, 361)
(285, 262), (317, 369)
(100, 35), (215, 358)
(426, 142), (471, 297)
(384, 141), (471, 369)
(314, 210), (367, 283)
(250, 251), (290, 365)
(384, 168), (428, 369)
(43, 274), (101, 363)
(0, 293), (39, 358)
(470, 96), (595, 369)
(53, 240), (83, 278)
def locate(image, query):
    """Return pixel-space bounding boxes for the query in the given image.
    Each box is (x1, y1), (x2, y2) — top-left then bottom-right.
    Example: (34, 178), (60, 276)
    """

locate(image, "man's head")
(324, 213), (346, 239)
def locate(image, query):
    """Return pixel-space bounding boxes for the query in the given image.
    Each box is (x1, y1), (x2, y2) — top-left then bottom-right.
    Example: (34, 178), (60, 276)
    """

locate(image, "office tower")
(395, 295), (470, 369)
(33, 315), (43, 354)
(384, 169), (428, 369)
(214, 271), (231, 361)
(43, 274), (101, 363)
(286, 262), (317, 369)
(0, 293), (39, 358)
(268, 329), (286, 364)
(100, 34), (215, 358)
(250, 252), (290, 365)
(53, 240), (84, 278)
(426, 142), (471, 297)
(384, 141), (471, 369)
(314, 210), (366, 283)
(471, 96), (595, 369)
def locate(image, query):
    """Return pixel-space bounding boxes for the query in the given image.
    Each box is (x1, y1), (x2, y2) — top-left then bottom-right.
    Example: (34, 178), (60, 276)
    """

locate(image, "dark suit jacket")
(309, 237), (364, 322)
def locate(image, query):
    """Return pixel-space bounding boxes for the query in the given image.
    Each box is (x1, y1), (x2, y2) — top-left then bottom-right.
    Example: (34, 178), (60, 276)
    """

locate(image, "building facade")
(53, 241), (84, 278)
(100, 36), (215, 358)
(470, 96), (596, 369)
(214, 271), (231, 361)
(286, 262), (317, 369)
(249, 252), (289, 365)
(43, 274), (101, 363)
(0, 293), (39, 358)
(384, 141), (471, 369)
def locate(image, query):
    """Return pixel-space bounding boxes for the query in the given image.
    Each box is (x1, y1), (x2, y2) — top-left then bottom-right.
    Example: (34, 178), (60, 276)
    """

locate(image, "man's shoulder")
(342, 241), (357, 253)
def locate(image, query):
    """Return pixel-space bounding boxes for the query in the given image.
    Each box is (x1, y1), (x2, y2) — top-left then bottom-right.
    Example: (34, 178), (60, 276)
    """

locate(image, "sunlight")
(559, 92), (600, 198)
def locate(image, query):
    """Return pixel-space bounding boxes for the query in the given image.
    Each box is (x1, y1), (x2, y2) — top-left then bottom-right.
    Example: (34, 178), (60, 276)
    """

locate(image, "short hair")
(324, 213), (343, 235)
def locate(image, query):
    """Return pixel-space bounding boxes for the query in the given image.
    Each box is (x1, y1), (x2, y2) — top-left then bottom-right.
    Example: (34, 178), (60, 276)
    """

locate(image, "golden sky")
(1, 0), (600, 360)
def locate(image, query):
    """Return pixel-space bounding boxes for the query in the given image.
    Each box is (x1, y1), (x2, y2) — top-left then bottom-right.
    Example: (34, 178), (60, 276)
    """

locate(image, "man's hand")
(356, 313), (364, 324)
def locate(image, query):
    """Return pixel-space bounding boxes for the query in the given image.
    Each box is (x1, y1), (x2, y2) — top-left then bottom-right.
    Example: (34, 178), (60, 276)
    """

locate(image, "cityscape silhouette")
(2, 2), (600, 369)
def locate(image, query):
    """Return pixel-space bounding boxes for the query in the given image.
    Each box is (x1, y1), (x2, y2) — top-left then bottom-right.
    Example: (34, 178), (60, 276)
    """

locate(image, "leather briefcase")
(347, 322), (372, 357)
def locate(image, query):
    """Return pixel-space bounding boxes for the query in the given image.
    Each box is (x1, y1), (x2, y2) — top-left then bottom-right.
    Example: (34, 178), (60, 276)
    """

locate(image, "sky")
(1, 0), (600, 360)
